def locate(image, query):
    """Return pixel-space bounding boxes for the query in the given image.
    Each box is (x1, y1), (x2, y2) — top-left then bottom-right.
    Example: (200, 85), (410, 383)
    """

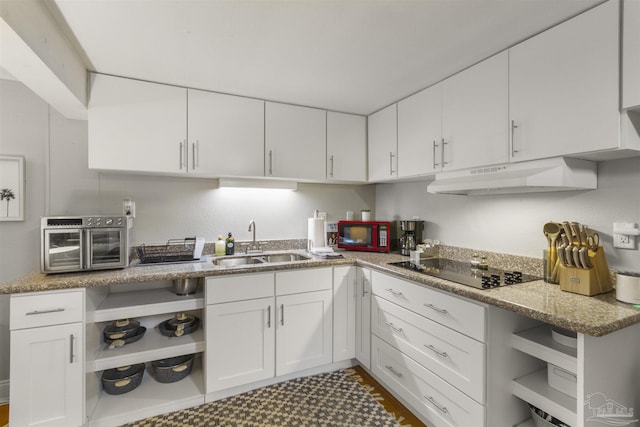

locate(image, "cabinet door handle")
(424, 344), (448, 358)
(26, 307), (65, 316)
(280, 304), (284, 326)
(511, 120), (519, 157)
(424, 395), (448, 414)
(179, 141), (184, 170)
(385, 288), (403, 296)
(69, 334), (75, 364)
(389, 152), (396, 176)
(432, 140), (440, 169)
(267, 305), (271, 328)
(192, 141), (198, 170)
(362, 277), (369, 297)
(268, 150), (273, 175)
(424, 303), (448, 316)
(384, 321), (404, 334)
(441, 139), (449, 166)
(385, 365), (403, 377)
(329, 155), (334, 178)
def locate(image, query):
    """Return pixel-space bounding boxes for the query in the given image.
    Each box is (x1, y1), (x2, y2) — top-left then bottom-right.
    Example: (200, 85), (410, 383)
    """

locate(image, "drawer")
(372, 335), (485, 427)
(206, 273), (274, 304)
(275, 268), (332, 296)
(372, 271), (486, 341)
(10, 290), (84, 330)
(372, 296), (486, 403)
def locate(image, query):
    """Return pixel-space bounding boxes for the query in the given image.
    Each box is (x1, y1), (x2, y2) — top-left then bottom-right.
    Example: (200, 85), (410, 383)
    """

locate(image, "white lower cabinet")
(372, 336), (485, 427)
(10, 289), (85, 427)
(206, 297), (275, 391)
(333, 266), (357, 362)
(355, 267), (372, 369)
(206, 268), (334, 394)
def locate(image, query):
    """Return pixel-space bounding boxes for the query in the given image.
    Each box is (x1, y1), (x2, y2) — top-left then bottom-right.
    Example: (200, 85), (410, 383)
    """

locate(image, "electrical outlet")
(614, 233), (635, 249)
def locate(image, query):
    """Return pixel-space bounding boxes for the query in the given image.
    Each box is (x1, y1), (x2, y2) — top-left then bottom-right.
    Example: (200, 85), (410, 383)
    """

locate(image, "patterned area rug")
(126, 369), (406, 427)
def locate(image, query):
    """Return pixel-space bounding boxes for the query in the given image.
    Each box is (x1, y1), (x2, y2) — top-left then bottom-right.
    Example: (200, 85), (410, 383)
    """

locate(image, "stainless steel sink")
(212, 252), (310, 267)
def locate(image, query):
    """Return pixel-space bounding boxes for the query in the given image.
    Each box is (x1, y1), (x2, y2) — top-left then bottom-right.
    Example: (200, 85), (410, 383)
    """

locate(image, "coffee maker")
(399, 220), (424, 255)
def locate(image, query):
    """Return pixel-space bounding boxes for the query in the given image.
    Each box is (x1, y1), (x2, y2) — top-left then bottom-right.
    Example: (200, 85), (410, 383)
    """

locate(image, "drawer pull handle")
(26, 307), (65, 316)
(280, 304), (284, 326)
(424, 303), (448, 316)
(384, 321), (404, 334)
(69, 334), (75, 364)
(424, 344), (448, 358)
(425, 395), (448, 414)
(385, 365), (403, 378)
(385, 288), (403, 296)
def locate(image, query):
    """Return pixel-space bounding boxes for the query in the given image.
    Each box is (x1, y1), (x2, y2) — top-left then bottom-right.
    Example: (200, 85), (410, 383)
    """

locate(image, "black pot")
(104, 326), (147, 349)
(101, 364), (145, 395)
(103, 318), (140, 341)
(158, 313), (200, 337)
(151, 354), (195, 383)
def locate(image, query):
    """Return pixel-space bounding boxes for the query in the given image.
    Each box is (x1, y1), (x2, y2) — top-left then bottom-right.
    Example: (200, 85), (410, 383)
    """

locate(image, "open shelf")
(88, 358), (204, 427)
(512, 369), (576, 427)
(87, 325), (205, 372)
(512, 325), (577, 373)
(87, 288), (204, 323)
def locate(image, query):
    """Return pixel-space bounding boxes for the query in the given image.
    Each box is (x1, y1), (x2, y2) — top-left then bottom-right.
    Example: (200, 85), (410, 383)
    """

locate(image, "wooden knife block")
(558, 247), (612, 296)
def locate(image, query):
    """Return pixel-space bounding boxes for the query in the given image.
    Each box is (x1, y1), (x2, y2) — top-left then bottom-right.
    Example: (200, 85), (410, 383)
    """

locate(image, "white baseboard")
(0, 379), (8, 403)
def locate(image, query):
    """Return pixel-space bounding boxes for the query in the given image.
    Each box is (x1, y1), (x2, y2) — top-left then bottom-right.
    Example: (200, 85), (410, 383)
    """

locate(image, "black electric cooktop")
(389, 258), (540, 289)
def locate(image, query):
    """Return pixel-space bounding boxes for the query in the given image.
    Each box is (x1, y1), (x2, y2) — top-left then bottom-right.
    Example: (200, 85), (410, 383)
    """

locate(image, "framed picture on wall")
(0, 155), (25, 221)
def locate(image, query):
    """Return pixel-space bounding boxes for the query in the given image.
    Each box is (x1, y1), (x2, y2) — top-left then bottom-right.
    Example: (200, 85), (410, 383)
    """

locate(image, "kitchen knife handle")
(511, 120), (519, 157)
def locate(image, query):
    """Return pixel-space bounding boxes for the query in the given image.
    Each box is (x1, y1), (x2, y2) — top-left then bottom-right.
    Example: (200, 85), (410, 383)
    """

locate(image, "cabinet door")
(442, 51), (509, 171)
(355, 267), (372, 369)
(333, 266), (356, 362)
(509, 0), (619, 161)
(88, 74), (187, 174)
(398, 84), (442, 177)
(327, 112), (367, 182)
(10, 323), (83, 427)
(265, 102), (326, 180)
(276, 290), (333, 375)
(206, 297), (275, 392)
(188, 89), (265, 176)
(368, 104), (398, 181)
(623, 0), (640, 110)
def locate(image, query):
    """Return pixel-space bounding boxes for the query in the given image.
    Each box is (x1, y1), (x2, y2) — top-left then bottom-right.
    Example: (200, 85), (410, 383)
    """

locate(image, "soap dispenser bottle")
(225, 232), (235, 255)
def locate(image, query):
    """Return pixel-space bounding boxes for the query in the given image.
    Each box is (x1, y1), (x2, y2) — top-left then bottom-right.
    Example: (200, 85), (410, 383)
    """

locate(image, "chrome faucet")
(247, 220), (261, 253)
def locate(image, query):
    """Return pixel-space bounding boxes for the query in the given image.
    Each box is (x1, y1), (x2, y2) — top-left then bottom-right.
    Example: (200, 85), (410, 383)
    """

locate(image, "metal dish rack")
(136, 238), (199, 264)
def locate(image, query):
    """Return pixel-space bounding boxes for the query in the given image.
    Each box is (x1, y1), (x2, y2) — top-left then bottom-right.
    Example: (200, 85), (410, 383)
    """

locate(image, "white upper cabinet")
(89, 74), (187, 174)
(442, 51), (509, 171)
(368, 103), (398, 182)
(326, 112), (367, 182)
(509, 0), (620, 161)
(398, 84), (443, 177)
(187, 89), (264, 177)
(265, 102), (326, 181)
(623, 0), (640, 110)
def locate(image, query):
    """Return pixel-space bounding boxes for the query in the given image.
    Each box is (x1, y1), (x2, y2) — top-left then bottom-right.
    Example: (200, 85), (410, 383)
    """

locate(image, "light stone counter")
(3, 248), (639, 337)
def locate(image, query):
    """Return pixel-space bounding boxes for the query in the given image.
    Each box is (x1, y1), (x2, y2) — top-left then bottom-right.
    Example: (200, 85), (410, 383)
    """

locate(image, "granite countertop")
(3, 249), (639, 337)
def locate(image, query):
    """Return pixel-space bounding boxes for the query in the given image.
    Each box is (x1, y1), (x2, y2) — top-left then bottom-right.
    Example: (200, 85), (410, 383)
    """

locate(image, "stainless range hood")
(426, 157), (597, 196)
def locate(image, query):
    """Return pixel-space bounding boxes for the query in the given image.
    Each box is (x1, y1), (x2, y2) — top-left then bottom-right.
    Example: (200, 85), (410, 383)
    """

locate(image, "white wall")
(0, 79), (375, 385)
(376, 160), (640, 271)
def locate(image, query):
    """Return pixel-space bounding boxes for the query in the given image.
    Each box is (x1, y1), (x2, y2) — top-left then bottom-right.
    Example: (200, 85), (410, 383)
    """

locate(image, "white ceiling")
(51, 0), (603, 116)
